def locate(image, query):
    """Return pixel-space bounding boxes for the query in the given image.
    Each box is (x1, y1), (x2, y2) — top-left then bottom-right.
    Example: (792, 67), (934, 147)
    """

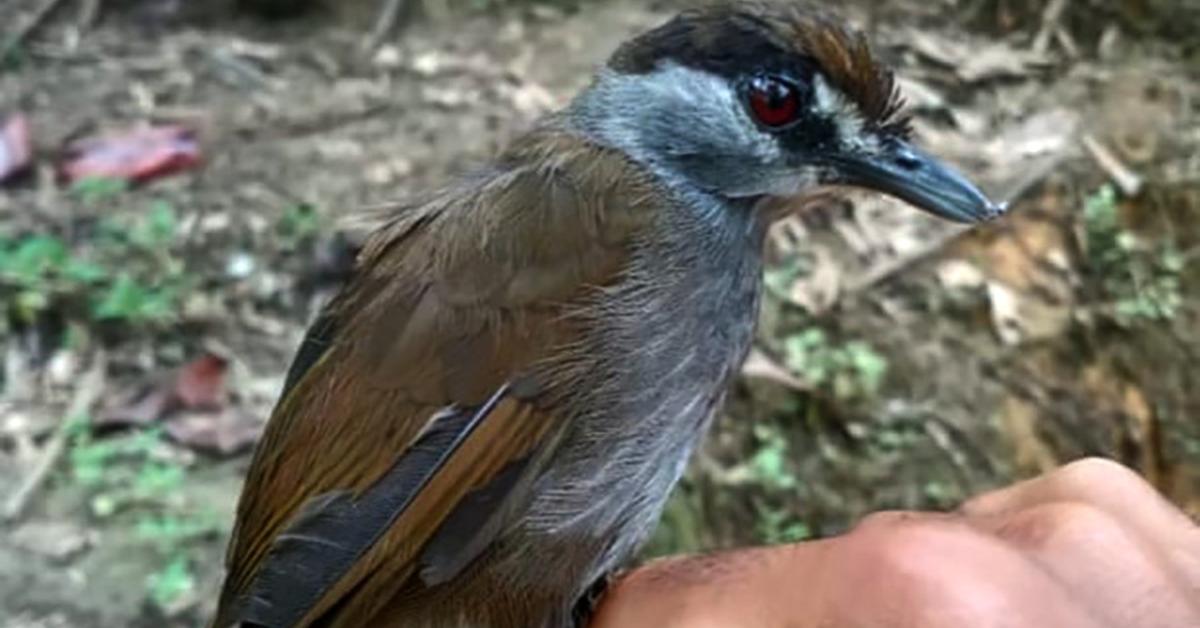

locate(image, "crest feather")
(781, 8), (909, 134)
(609, 2), (910, 135)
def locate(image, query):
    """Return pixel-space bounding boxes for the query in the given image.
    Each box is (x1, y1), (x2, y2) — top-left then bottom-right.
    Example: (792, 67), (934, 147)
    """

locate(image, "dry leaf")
(741, 348), (811, 392)
(957, 44), (1050, 82)
(173, 353), (229, 409)
(164, 408), (263, 455)
(96, 353), (229, 428)
(905, 29), (1049, 83)
(96, 385), (174, 428)
(986, 281), (1072, 346)
(1000, 396), (1058, 474)
(937, 259), (986, 290)
(1121, 384), (1161, 487)
(987, 282), (1024, 345)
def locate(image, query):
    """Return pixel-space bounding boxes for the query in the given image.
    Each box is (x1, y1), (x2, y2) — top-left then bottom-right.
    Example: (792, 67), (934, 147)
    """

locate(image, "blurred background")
(0, 0), (1197, 625)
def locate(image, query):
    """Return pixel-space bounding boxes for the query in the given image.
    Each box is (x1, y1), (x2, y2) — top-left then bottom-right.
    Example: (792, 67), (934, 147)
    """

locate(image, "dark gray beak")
(826, 140), (1006, 224)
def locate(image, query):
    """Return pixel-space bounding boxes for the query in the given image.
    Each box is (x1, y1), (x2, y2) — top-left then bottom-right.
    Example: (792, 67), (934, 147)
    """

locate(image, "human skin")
(591, 458), (1200, 628)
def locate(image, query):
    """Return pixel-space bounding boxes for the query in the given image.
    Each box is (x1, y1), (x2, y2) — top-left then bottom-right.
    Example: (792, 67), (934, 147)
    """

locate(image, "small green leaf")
(134, 461), (185, 497)
(5, 235), (68, 283)
(147, 555), (195, 610)
(277, 203), (321, 249)
(93, 275), (175, 322)
(132, 201), (178, 250)
(63, 259), (109, 283)
(72, 177), (129, 205)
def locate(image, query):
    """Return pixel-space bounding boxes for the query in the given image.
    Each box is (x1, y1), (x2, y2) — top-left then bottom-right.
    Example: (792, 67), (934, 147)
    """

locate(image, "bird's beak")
(824, 140), (1006, 224)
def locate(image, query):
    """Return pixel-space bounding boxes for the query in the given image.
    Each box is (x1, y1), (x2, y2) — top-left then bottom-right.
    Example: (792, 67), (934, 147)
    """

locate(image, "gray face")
(567, 63), (1003, 224)
(568, 63), (836, 198)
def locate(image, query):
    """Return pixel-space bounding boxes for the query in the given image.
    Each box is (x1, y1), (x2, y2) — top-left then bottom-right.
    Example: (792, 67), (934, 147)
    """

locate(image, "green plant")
(753, 505), (811, 544)
(0, 199), (192, 331)
(72, 176), (129, 206)
(276, 203), (321, 251)
(748, 424), (798, 491)
(783, 328), (888, 400)
(763, 254), (814, 302)
(745, 424), (812, 545)
(1083, 185), (1184, 325)
(147, 554), (196, 611)
(67, 426), (185, 516)
(136, 512), (222, 550)
(66, 423), (214, 612)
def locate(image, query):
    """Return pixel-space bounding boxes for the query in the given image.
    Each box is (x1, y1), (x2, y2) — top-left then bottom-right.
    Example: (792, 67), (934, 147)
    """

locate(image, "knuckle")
(1005, 500), (1130, 550)
(1054, 457), (1148, 494)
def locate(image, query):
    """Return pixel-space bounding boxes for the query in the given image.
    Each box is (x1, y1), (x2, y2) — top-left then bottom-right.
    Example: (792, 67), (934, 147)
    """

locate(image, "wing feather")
(240, 387), (509, 627)
(212, 128), (659, 628)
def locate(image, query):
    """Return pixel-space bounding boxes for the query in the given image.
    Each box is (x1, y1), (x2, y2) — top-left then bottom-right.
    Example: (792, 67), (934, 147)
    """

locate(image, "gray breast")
(515, 190), (767, 590)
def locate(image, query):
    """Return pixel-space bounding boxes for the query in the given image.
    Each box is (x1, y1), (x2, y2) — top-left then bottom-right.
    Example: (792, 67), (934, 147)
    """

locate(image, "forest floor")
(0, 0), (1197, 625)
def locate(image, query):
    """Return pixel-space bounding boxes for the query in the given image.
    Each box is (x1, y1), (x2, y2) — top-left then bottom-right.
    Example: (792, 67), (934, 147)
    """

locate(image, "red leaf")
(0, 114), (32, 183)
(60, 126), (201, 184)
(94, 352), (229, 429)
(173, 353), (229, 409)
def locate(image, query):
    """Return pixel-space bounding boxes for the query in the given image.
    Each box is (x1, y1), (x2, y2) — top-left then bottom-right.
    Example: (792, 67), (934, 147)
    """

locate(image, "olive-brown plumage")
(216, 130), (666, 626)
(213, 4), (1001, 627)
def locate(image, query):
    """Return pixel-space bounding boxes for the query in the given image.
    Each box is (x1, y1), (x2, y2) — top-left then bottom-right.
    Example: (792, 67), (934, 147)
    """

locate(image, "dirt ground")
(0, 0), (1197, 626)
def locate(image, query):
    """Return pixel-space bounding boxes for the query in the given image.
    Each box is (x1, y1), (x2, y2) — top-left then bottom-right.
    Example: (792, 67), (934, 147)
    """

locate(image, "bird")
(211, 3), (1004, 627)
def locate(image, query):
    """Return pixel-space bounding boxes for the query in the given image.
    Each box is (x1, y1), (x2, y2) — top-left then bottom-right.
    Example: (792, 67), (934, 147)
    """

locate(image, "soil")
(0, 0), (1197, 626)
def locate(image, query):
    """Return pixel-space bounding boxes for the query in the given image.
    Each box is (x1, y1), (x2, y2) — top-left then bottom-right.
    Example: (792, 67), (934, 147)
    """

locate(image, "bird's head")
(568, 2), (1003, 223)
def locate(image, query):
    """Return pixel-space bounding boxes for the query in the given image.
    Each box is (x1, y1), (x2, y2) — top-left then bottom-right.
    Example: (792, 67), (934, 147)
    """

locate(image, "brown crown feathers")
(610, 3), (910, 136)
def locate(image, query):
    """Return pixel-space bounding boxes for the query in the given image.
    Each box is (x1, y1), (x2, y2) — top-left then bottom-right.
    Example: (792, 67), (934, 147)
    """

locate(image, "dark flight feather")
(238, 387), (509, 627)
(418, 454), (532, 585)
(279, 312), (337, 400)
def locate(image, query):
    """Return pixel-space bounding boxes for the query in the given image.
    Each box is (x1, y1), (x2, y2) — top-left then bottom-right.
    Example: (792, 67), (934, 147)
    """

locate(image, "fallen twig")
(77, 0), (102, 31)
(845, 224), (970, 294)
(1033, 0), (1070, 55)
(1083, 134), (1143, 196)
(845, 154), (1066, 294)
(741, 348), (813, 392)
(2, 354), (106, 523)
(362, 0), (407, 56)
(1, 0), (71, 60)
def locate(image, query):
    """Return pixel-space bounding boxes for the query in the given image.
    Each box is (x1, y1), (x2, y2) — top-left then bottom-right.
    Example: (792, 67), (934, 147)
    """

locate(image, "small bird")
(212, 4), (1003, 627)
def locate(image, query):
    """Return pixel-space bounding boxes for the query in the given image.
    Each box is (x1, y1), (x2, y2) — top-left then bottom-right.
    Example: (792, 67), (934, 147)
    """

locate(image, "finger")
(960, 458), (1200, 597)
(589, 543), (832, 628)
(815, 512), (1108, 628)
(974, 501), (1200, 627)
(961, 458), (1195, 536)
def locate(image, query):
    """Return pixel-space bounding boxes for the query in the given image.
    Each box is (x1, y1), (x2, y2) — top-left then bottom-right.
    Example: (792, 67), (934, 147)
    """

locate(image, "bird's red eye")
(747, 76), (800, 128)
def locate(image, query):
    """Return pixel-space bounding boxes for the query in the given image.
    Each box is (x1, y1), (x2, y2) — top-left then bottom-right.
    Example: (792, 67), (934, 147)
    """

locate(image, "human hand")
(591, 458), (1200, 628)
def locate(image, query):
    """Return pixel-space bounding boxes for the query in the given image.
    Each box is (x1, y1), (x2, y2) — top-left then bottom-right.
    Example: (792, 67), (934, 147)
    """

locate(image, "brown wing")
(211, 129), (657, 628)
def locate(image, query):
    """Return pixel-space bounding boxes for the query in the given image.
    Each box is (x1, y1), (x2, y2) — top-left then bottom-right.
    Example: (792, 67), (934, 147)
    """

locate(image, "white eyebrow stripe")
(812, 74), (879, 153)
